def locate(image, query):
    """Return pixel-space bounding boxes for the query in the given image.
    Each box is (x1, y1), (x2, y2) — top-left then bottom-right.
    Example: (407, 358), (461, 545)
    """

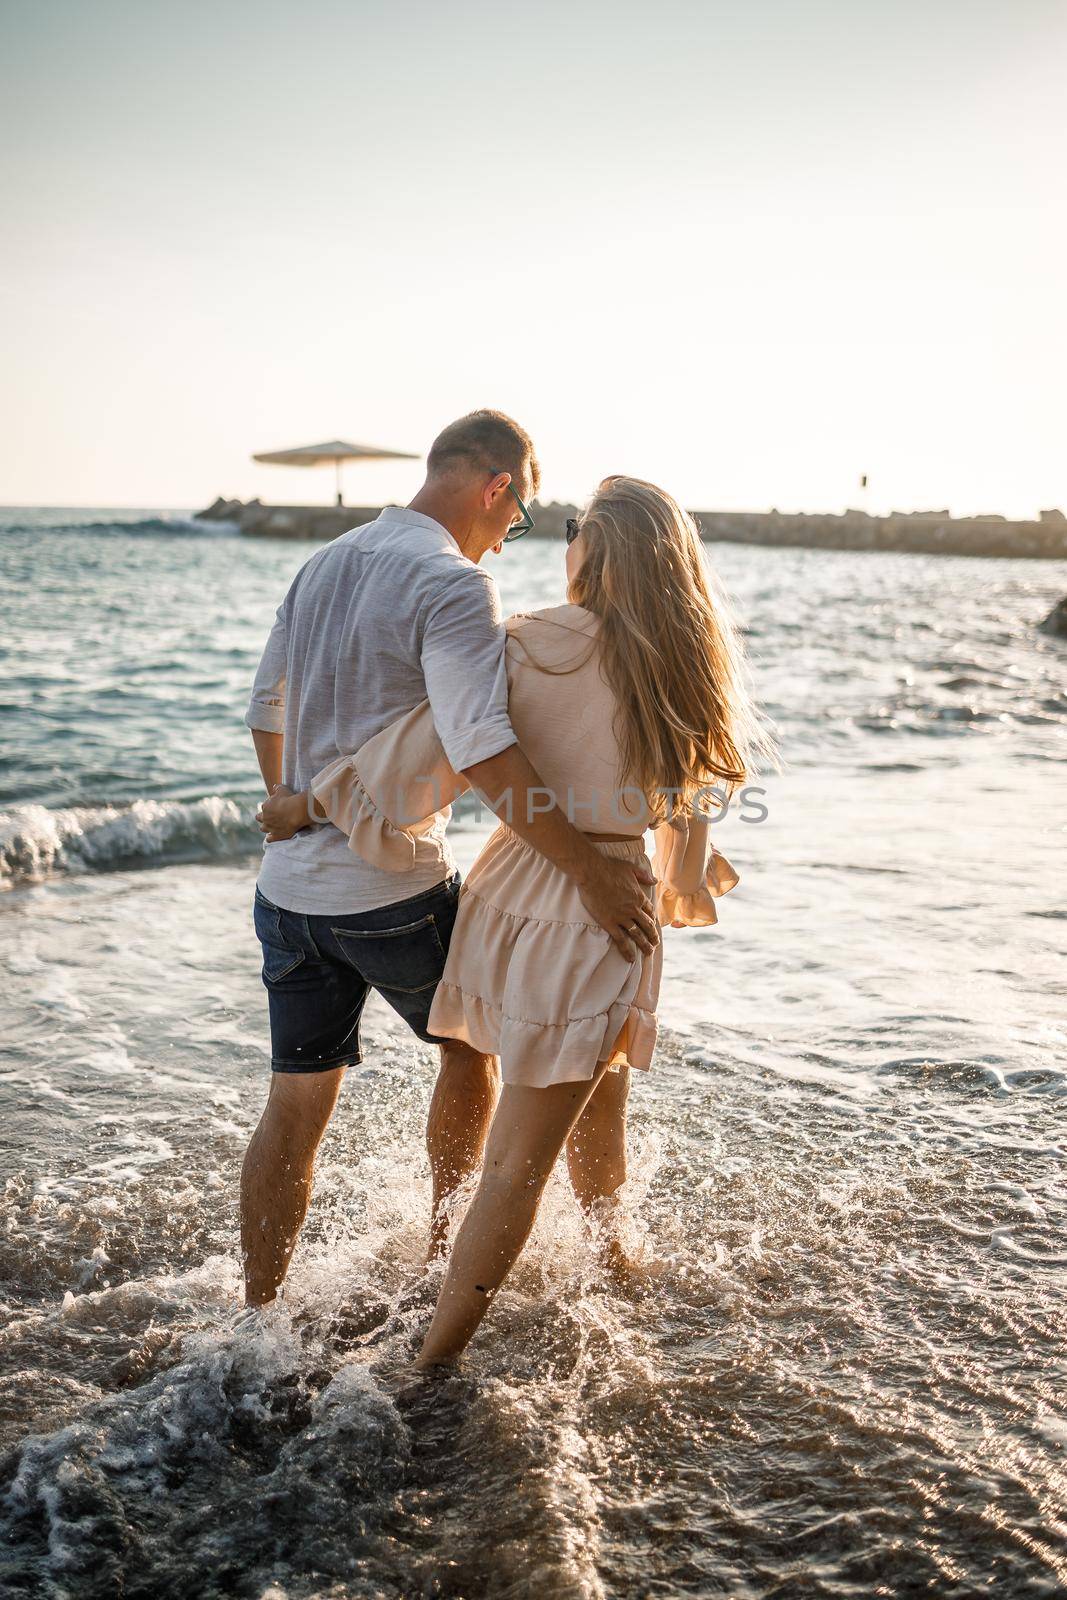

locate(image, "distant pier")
(195, 497), (1067, 560)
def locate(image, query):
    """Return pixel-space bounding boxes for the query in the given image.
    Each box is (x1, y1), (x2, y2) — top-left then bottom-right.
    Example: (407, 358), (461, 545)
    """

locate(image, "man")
(240, 409), (658, 1306)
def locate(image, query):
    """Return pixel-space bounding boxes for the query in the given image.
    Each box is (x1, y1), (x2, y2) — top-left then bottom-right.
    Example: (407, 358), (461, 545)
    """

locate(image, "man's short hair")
(426, 409), (541, 498)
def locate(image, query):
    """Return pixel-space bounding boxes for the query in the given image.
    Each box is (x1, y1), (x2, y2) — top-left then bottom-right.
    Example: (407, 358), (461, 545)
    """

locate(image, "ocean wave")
(0, 516), (228, 538)
(0, 797), (253, 887)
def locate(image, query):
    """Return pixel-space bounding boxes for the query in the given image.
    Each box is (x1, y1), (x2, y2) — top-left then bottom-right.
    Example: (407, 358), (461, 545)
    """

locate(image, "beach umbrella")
(252, 439), (419, 506)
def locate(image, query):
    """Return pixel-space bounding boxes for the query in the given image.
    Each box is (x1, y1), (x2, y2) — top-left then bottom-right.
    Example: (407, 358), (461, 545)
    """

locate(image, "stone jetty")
(195, 497), (1067, 560)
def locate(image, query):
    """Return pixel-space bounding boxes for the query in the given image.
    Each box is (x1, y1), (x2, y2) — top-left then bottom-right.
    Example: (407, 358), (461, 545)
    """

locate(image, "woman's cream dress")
(309, 602), (739, 1088)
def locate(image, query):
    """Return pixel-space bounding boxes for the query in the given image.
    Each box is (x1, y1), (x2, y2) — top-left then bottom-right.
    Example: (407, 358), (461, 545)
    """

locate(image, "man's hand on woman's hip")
(574, 854), (659, 961)
(462, 744), (660, 962)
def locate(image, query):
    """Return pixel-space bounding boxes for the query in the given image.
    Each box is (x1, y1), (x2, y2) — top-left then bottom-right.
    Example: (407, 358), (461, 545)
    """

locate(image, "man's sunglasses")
(490, 469), (535, 541)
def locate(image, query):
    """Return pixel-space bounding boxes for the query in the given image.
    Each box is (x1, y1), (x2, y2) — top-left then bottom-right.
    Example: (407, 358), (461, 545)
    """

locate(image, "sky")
(1, 0), (1065, 516)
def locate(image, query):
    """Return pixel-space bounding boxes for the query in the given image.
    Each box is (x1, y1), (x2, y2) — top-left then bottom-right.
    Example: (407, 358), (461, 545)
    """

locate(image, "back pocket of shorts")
(333, 913), (446, 994)
(260, 942), (306, 984)
(254, 895), (306, 984)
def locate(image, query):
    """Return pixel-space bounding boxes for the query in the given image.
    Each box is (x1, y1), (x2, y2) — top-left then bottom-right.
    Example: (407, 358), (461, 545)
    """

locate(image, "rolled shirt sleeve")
(244, 601), (288, 734)
(420, 568), (517, 771)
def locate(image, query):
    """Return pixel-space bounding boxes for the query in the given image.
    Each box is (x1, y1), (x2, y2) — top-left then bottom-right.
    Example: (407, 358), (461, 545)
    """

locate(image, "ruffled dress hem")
(422, 843), (664, 1087)
(428, 979), (659, 1089)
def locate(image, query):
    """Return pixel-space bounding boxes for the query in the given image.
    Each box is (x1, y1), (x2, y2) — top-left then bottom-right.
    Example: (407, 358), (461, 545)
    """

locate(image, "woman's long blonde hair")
(566, 475), (776, 819)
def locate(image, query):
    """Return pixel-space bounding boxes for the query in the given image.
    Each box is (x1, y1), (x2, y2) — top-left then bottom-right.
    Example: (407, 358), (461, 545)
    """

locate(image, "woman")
(258, 476), (770, 1366)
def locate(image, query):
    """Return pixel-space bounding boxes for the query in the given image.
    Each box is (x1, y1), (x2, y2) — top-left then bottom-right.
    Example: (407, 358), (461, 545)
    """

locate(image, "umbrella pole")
(335, 459), (343, 508)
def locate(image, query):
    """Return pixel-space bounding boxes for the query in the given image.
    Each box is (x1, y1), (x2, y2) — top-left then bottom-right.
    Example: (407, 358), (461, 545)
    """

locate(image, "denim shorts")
(252, 871), (462, 1073)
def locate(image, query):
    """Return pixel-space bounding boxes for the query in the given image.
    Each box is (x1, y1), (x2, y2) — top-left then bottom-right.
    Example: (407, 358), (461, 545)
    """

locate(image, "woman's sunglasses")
(565, 518), (582, 545)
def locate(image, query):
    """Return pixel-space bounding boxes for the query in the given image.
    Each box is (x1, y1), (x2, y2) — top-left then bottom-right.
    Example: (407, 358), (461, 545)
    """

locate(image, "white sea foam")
(0, 797), (249, 887)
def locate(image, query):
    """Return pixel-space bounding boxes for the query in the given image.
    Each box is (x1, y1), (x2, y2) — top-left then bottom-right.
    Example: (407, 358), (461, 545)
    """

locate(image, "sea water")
(1, 508), (1064, 1597)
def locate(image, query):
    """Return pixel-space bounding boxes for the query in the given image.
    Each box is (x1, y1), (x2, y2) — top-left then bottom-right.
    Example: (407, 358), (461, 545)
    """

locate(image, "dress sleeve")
(307, 699), (470, 872)
(651, 809), (740, 927)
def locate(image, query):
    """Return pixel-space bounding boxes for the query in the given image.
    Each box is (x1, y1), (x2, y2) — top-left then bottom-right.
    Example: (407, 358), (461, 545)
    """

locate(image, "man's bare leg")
(425, 1039), (500, 1259)
(240, 1066), (345, 1306)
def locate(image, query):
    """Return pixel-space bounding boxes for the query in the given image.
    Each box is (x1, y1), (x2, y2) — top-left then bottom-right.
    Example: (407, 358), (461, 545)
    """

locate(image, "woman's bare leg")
(566, 1065), (639, 1279)
(425, 1040), (500, 1260)
(415, 1063), (610, 1367)
(566, 1064), (629, 1212)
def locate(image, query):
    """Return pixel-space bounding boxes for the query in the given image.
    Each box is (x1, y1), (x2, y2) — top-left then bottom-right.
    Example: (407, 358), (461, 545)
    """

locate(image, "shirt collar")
(378, 504), (462, 555)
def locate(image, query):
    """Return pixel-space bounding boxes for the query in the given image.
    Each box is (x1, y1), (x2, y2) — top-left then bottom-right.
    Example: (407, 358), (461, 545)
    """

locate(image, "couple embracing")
(240, 409), (765, 1368)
